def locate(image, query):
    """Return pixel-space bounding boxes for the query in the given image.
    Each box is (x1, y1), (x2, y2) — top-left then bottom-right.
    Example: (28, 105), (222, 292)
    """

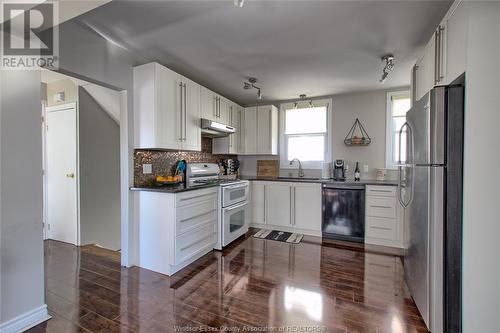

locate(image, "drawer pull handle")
(179, 210), (216, 223)
(370, 205), (392, 209)
(179, 193), (216, 201)
(180, 233), (215, 251)
(370, 226), (392, 231)
(371, 190), (393, 193)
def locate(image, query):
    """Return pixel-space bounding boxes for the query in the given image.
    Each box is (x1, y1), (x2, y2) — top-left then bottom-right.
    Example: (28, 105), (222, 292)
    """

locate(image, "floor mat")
(253, 229), (303, 244)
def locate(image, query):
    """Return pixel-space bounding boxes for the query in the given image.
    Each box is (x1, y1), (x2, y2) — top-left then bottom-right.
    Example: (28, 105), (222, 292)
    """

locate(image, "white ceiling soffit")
(74, 0), (453, 105)
(0, 0), (111, 25)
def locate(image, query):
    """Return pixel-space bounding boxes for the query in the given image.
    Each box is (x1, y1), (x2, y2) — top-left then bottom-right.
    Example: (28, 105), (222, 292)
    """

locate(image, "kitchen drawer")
(366, 217), (397, 240)
(175, 223), (216, 265)
(366, 185), (396, 197)
(366, 196), (396, 218)
(175, 187), (218, 208)
(176, 199), (217, 236)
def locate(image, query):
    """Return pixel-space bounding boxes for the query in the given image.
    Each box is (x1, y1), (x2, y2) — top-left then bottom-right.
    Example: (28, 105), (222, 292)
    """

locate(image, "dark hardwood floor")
(29, 233), (428, 333)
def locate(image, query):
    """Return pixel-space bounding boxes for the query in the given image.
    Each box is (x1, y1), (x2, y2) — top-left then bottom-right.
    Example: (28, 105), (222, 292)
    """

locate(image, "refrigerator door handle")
(398, 122), (415, 208)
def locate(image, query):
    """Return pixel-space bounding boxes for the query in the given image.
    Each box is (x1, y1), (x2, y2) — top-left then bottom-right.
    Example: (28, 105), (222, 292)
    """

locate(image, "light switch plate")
(143, 164), (152, 174)
(363, 164), (369, 172)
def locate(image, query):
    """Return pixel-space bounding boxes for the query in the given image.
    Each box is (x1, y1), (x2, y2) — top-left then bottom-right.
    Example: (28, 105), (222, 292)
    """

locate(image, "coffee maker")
(333, 159), (346, 181)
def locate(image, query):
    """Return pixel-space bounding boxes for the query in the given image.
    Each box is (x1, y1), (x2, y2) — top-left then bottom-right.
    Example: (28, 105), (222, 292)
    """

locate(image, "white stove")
(186, 163), (249, 250)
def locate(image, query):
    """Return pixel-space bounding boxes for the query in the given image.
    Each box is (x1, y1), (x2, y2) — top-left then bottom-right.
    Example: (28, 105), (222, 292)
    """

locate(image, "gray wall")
(239, 87), (408, 179)
(57, 20), (137, 265)
(0, 70), (46, 323)
(78, 87), (121, 250)
(462, 3), (500, 332)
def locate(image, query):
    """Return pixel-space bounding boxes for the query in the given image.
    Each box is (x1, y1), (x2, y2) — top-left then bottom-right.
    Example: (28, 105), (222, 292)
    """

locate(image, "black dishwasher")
(322, 183), (365, 243)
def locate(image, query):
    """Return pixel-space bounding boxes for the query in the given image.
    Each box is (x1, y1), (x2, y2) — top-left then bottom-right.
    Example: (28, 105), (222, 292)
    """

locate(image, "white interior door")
(46, 104), (78, 245)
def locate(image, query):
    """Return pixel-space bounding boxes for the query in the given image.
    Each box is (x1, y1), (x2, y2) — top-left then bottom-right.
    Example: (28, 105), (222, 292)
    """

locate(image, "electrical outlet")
(363, 164), (369, 172)
(143, 164), (152, 174)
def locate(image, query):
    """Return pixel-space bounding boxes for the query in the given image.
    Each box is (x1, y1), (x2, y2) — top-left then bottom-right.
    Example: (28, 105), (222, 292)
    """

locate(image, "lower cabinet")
(266, 183), (291, 227)
(250, 181), (322, 236)
(364, 185), (404, 248)
(136, 187), (218, 275)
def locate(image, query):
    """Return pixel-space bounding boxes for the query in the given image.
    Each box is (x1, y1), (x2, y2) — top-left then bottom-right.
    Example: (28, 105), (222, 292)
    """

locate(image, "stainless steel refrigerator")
(398, 75), (464, 333)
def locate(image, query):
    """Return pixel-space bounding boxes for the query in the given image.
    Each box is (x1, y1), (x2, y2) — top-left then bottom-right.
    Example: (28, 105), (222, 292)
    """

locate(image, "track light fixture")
(380, 54), (395, 83)
(233, 0), (244, 8)
(294, 94), (314, 109)
(243, 77), (263, 100)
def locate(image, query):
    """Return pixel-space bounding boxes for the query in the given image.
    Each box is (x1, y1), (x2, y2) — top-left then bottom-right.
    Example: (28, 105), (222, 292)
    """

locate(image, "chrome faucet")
(289, 158), (305, 178)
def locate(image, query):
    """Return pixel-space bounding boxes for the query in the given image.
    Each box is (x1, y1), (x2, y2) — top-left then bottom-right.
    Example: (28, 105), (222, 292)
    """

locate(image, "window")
(280, 99), (331, 169)
(386, 91), (411, 169)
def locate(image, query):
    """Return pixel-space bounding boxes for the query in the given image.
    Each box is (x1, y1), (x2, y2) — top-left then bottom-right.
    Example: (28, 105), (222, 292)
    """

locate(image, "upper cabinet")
(212, 102), (244, 155)
(442, 1), (468, 85)
(242, 105), (278, 155)
(134, 62), (200, 151)
(412, 1), (469, 103)
(200, 86), (230, 125)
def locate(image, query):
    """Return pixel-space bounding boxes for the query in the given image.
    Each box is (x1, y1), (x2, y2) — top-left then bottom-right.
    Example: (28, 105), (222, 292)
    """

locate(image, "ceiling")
(74, 0), (452, 105)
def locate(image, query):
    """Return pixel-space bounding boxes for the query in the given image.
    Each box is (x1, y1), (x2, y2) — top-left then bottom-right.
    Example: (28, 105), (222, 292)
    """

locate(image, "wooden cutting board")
(257, 160), (279, 178)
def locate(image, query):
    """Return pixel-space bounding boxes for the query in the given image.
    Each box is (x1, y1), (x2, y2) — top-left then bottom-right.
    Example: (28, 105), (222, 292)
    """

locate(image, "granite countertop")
(130, 182), (219, 193)
(239, 175), (399, 187)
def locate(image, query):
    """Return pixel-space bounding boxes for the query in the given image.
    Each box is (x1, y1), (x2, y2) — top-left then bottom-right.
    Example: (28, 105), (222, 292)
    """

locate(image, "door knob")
(66, 172), (75, 178)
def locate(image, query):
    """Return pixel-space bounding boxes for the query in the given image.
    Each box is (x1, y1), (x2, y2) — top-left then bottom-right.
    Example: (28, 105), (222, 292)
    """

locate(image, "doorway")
(44, 103), (79, 244)
(41, 70), (122, 251)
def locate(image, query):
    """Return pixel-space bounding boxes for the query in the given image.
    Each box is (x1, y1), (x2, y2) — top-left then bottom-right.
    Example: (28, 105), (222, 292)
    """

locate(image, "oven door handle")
(224, 183), (249, 190)
(224, 201), (248, 212)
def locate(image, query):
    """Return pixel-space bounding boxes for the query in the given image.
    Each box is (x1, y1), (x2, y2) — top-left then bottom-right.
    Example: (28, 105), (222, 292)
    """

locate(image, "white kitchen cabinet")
(443, 1), (468, 85)
(136, 187), (218, 275)
(249, 181), (322, 236)
(266, 182), (292, 227)
(134, 62), (201, 151)
(212, 102), (242, 155)
(242, 105), (278, 155)
(200, 86), (231, 125)
(364, 185), (404, 248)
(200, 86), (217, 121)
(251, 181), (266, 224)
(412, 1), (469, 102)
(181, 76), (201, 151)
(243, 106), (257, 154)
(415, 37), (436, 102)
(292, 183), (322, 233)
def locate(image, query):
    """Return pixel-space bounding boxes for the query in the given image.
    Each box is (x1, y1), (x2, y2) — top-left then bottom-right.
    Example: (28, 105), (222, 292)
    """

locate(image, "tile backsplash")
(134, 137), (236, 187)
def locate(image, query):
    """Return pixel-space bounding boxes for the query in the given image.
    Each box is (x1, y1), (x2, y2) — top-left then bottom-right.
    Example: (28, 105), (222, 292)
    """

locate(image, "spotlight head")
(233, 0), (244, 8)
(243, 82), (252, 89)
(248, 77), (257, 84)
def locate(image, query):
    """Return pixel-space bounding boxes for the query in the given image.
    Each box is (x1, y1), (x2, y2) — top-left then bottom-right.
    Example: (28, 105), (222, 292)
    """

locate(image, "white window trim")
(386, 90), (410, 169)
(279, 98), (332, 169)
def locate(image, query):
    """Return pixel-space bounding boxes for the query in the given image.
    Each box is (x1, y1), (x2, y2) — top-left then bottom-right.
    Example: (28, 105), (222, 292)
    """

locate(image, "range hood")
(201, 118), (235, 137)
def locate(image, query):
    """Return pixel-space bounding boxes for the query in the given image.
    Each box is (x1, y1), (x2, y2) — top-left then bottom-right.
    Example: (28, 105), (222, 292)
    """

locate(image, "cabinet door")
(444, 1), (468, 84)
(181, 77), (201, 151)
(229, 104), (240, 154)
(243, 107), (257, 154)
(251, 182), (266, 224)
(236, 105), (245, 154)
(416, 36), (436, 101)
(293, 183), (322, 232)
(156, 65), (182, 149)
(218, 97), (230, 125)
(257, 105), (272, 154)
(200, 86), (216, 121)
(266, 183), (291, 227)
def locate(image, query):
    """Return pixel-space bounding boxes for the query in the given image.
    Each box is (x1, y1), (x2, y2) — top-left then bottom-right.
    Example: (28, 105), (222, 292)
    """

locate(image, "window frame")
(386, 90), (411, 169)
(279, 98), (332, 170)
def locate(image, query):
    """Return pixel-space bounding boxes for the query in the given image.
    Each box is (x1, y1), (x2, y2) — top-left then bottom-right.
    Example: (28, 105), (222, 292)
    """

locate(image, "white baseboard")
(0, 304), (51, 333)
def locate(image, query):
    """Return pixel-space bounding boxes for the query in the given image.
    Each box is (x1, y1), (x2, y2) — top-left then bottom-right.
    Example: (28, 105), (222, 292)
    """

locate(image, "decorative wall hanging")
(344, 118), (371, 146)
